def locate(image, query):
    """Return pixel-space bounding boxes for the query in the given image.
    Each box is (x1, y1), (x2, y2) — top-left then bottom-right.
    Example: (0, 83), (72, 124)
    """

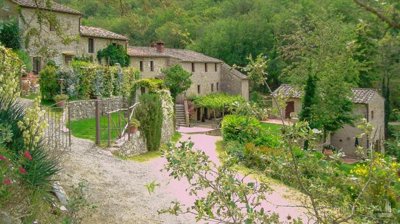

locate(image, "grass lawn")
(127, 151), (163, 162)
(261, 122), (282, 132)
(69, 112), (125, 145)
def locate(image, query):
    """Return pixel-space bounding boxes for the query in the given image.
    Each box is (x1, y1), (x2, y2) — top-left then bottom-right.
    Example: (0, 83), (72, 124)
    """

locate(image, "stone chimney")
(155, 41), (165, 53)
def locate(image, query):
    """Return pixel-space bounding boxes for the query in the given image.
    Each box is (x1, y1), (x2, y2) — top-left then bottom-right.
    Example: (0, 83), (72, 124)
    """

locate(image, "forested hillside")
(58, 0), (399, 114)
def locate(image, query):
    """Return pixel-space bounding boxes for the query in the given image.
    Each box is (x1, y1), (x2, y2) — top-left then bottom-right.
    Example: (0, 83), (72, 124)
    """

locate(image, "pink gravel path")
(150, 131), (309, 223)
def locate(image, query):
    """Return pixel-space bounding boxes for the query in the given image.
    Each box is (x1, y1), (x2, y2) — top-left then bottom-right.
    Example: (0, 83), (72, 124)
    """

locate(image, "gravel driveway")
(58, 132), (308, 223)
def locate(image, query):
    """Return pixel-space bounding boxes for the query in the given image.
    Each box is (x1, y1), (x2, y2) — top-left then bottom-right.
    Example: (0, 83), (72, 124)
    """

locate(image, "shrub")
(0, 98), (25, 151)
(0, 96), (58, 189)
(224, 141), (245, 161)
(134, 93), (163, 151)
(97, 44), (130, 67)
(135, 78), (165, 93)
(39, 65), (59, 100)
(121, 67), (140, 102)
(102, 67), (115, 97)
(0, 46), (22, 101)
(221, 115), (262, 144)
(222, 115), (281, 148)
(53, 94), (68, 102)
(228, 101), (270, 121)
(0, 19), (20, 49)
(14, 49), (32, 72)
(129, 118), (140, 128)
(19, 145), (59, 188)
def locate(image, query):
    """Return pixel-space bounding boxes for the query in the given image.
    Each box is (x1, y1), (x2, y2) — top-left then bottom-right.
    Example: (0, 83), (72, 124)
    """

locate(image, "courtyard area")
(58, 127), (307, 223)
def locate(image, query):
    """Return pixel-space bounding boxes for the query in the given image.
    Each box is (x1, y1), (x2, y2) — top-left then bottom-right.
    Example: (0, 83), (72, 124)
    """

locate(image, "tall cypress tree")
(299, 74), (317, 150)
(299, 74), (317, 127)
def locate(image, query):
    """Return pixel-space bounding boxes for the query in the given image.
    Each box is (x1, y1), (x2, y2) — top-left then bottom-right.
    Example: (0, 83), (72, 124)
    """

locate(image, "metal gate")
(42, 103), (72, 151)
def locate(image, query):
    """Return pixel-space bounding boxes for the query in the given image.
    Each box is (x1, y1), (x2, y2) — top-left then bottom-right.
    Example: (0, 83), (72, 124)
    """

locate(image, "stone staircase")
(175, 104), (187, 127)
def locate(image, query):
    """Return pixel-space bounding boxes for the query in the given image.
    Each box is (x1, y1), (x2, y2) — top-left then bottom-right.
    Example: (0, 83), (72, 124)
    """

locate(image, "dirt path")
(58, 131), (308, 223)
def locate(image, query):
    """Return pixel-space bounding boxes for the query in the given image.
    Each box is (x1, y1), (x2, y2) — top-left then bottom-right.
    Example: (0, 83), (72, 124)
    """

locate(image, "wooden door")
(285, 101), (295, 119)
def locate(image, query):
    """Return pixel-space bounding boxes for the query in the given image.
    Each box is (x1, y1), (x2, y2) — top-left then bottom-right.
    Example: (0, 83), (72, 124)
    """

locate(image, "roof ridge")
(11, 0), (82, 15)
(80, 25), (128, 40)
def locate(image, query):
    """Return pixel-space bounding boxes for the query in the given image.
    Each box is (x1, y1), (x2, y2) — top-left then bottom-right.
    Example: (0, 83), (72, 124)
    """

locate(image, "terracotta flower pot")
(128, 125), (138, 134)
(323, 149), (333, 156)
(56, 100), (65, 108)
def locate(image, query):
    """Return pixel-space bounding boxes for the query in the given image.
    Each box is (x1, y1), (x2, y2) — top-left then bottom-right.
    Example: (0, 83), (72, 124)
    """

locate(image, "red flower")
(23, 151), (32, 160)
(0, 155), (6, 161)
(19, 167), (27, 174)
(3, 178), (12, 185)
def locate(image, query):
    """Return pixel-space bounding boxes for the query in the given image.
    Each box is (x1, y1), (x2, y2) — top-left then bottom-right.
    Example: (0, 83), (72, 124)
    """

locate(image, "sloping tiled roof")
(127, 46), (222, 63)
(272, 84), (303, 98)
(221, 63), (248, 80)
(80, 26), (128, 41)
(351, 88), (378, 104)
(272, 84), (379, 104)
(11, 0), (81, 15)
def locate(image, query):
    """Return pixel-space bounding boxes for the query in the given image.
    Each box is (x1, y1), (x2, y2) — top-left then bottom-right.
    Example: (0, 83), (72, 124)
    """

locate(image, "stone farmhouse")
(128, 43), (249, 100)
(1, 0), (128, 73)
(0, 0), (249, 101)
(272, 84), (385, 157)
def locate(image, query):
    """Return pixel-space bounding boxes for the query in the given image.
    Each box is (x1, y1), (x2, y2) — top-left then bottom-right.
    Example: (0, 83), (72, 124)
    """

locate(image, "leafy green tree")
(377, 34), (400, 137)
(97, 44), (130, 67)
(281, 14), (357, 136)
(162, 65), (192, 100)
(353, 22), (379, 88)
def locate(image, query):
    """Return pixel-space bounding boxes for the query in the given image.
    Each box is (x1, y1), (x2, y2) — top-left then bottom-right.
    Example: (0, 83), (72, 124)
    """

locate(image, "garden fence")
(41, 103), (71, 151)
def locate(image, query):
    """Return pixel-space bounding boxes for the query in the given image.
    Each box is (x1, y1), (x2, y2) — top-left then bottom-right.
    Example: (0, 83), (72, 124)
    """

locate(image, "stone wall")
(160, 90), (175, 144)
(220, 63), (249, 100)
(68, 97), (123, 120)
(118, 131), (147, 157)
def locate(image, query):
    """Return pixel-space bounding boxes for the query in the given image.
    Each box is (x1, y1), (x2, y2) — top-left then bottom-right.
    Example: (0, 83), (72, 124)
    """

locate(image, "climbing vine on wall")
(97, 44), (130, 67)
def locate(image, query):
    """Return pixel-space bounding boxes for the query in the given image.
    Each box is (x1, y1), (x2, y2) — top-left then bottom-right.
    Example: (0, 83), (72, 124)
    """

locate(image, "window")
(64, 55), (73, 65)
(191, 63), (195, 72)
(215, 63), (218, 72)
(216, 82), (219, 91)
(88, 38), (94, 53)
(205, 63), (208, 72)
(211, 83), (214, 92)
(141, 87), (146, 94)
(32, 57), (42, 74)
(355, 138), (359, 147)
(371, 111), (374, 120)
(197, 85), (201, 94)
(139, 61), (144, 72)
(49, 22), (55, 31)
(150, 61), (154, 72)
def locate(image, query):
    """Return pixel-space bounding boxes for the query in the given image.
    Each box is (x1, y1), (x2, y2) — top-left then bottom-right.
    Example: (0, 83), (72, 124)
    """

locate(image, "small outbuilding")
(272, 84), (385, 157)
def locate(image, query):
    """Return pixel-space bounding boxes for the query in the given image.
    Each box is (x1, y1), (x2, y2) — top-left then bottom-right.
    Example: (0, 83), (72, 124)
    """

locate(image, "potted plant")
(128, 118), (140, 134)
(323, 144), (335, 156)
(53, 94), (69, 107)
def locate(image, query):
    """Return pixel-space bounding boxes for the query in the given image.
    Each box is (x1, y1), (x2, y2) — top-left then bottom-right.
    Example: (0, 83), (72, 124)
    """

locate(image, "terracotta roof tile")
(80, 26), (128, 41)
(11, 0), (81, 15)
(272, 84), (303, 98)
(272, 84), (379, 104)
(127, 46), (222, 63)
